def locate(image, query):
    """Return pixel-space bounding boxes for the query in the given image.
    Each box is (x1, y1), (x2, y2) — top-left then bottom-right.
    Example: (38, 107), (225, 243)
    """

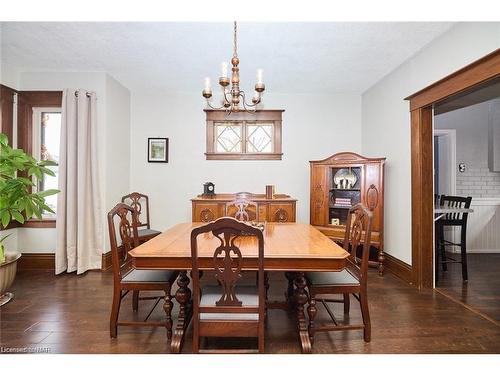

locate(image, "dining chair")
(121, 192), (161, 243)
(435, 195), (472, 281)
(305, 204), (373, 344)
(226, 195), (268, 297)
(107, 203), (178, 338)
(226, 194), (258, 222)
(190, 217), (266, 353)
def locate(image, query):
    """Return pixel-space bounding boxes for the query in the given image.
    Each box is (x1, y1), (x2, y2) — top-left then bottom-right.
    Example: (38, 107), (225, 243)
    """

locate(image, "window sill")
(205, 152), (283, 160)
(3, 219), (56, 229)
(23, 219), (56, 228)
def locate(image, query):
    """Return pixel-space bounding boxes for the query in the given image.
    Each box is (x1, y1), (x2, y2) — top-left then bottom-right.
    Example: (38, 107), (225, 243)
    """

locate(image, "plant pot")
(0, 252), (21, 306)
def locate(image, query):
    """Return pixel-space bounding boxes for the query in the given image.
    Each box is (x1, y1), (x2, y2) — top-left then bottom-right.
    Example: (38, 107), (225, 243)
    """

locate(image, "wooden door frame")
(405, 48), (500, 289)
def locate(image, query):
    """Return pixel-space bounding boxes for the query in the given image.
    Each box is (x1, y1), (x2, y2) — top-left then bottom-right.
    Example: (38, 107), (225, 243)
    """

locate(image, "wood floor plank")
(0, 268), (499, 353)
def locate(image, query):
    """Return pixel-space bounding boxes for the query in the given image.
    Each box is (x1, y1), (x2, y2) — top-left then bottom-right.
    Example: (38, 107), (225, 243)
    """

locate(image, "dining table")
(129, 222), (349, 353)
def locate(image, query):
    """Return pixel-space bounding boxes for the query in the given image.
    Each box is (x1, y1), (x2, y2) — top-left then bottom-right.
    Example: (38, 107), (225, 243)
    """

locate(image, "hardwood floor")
(1, 268), (500, 353)
(437, 253), (500, 322)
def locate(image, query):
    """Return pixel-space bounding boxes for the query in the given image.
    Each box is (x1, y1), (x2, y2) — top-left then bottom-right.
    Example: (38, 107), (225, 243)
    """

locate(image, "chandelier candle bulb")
(257, 69), (263, 84)
(221, 62), (228, 78)
(202, 22), (266, 114)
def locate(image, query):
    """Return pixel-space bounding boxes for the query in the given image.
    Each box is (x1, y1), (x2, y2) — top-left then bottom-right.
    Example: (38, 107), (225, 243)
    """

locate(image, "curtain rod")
(74, 90), (94, 98)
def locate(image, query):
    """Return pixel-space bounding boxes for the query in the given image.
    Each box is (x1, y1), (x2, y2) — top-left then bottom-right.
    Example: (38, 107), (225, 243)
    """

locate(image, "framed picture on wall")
(148, 138), (169, 163)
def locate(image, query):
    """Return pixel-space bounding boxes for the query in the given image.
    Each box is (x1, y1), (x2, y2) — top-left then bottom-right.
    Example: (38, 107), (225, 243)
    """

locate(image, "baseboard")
(101, 251), (112, 271)
(384, 253), (413, 285)
(101, 246), (123, 271)
(18, 253), (55, 270)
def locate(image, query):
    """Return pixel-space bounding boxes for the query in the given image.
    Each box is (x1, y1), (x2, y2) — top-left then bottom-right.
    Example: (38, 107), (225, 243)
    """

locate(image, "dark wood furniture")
(192, 192), (297, 223)
(310, 152), (385, 274)
(190, 217), (266, 353)
(121, 192), (161, 243)
(435, 195), (472, 283)
(107, 203), (178, 338)
(204, 109), (284, 160)
(406, 49), (500, 289)
(129, 222), (349, 353)
(305, 204), (373, 343)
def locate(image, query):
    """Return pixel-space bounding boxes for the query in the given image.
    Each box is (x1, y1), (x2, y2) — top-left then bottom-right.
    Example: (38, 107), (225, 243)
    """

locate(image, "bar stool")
(435, 195), (472, 282)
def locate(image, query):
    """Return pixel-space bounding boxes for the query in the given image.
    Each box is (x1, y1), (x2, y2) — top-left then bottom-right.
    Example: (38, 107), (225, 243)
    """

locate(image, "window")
(205, 109), (284, 160)
(33, 108), (62, 217)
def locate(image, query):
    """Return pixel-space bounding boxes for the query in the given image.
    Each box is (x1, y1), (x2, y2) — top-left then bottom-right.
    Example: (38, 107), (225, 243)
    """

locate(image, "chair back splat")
(190, 217), (266, 353)
(121, 192), (162, 243)
(343, 204), (373, 285)
(107, 203), (140, 284)
(226, 195), (258, 222)
(121, 192), (152, 229)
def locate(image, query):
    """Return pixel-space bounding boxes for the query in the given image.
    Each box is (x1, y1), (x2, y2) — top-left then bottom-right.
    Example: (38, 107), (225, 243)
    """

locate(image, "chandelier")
(202, 21), (265, 114)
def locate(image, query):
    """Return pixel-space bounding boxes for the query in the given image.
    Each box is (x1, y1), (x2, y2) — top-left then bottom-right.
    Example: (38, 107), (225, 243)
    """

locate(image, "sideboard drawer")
(192, 203), (224, 222)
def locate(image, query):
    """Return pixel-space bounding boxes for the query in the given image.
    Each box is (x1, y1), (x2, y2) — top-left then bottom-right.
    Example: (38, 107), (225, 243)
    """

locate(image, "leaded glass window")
(215, 123), (242, 153)
(247, 123), (273, 153)
(205, 110), (283, 160)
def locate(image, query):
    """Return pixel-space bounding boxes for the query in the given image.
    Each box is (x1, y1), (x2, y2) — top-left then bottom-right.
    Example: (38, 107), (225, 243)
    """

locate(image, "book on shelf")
(334, 197), (351, 207)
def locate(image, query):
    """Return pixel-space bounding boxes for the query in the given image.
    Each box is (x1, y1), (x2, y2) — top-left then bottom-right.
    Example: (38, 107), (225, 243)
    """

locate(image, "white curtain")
(56, 89), (103, 274)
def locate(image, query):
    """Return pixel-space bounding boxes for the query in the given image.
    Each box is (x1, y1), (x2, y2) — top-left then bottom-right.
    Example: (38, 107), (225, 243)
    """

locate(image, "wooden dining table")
(129, 222), (349, 353)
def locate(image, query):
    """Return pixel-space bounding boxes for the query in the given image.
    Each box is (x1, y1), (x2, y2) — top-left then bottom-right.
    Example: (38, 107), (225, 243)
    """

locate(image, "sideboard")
(191, 192), (297, 223)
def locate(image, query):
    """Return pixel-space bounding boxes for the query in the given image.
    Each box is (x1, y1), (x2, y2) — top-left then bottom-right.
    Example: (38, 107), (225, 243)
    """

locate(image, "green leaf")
(38, 189), (60, 198)
(1, 210), (10, 228)
(0, 133), (8, 146)
(11, 210), (25, 224)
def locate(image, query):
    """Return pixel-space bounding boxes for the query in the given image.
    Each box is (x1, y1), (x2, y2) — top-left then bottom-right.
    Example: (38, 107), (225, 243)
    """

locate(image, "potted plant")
(0, 133), (59, 306)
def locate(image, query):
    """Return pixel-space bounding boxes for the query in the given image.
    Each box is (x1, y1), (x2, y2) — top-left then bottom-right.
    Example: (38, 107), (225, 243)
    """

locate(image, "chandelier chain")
(202, 21), (265, 114)
(233, 21), (237, 58)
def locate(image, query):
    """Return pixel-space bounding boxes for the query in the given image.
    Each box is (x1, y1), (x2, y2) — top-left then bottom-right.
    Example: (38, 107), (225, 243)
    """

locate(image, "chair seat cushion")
(138, 228), (161, 238)
(122, 269), (176, 283)
(199, 285), (259, 321)
(306, 270), (359, 286)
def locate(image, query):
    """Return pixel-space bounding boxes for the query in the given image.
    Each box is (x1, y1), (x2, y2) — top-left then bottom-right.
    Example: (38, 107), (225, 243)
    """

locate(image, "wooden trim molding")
(17, 90), (62, 155)
(0, 84), (16, 145)
(204, 109), (284, 160)
(17, 253), (55, 270)
(406, 49), (500, 111)
(102, 246), (124, 271)
(22, 219), (56, 228)
(406, 49), (500, 289)
(102, 251), (113, 271)
(384, 253), (413, 285)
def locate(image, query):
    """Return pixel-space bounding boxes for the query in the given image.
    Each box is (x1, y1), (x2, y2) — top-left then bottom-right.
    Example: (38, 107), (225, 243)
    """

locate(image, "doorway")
(432, 80), (500, 322)
(405, 49), (500, 291)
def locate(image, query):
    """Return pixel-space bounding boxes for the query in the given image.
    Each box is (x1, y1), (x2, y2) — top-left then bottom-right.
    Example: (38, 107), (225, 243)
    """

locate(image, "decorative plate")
(333, 168), (358, 188)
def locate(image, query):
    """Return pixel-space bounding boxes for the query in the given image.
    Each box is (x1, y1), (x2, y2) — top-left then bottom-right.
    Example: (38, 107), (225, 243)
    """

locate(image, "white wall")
(435, 99), (500, 198)
(130, 91), (362, 230)
(104, 75), (131, 220)
(361, 22), (500, 264)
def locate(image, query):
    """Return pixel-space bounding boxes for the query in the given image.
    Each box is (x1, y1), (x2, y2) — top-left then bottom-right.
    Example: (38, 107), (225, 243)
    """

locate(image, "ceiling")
(0, 22), (454, 93)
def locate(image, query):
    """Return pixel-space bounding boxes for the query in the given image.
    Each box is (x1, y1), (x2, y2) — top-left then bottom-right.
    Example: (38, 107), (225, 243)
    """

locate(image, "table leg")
(170, 270), (192, 353)
(293, 272), (312, 353)
(285, 272), (295, 302)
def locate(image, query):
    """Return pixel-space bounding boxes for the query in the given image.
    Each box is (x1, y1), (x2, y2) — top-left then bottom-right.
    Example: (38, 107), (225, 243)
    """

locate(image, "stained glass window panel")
(215, 123), (242, 153)
(247, 123), (273, 153)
